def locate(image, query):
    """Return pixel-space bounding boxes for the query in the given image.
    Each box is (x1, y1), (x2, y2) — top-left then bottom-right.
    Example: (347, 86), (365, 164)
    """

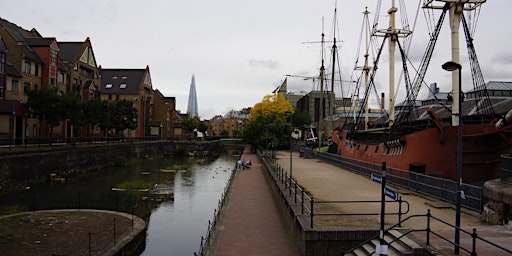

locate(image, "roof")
(0, 18), (44, 63)
(0, 37), (6, 52)
(24, 37), (56, 47)
(100, 68), (146, 95)
(5, 59), (22, 77)
(467, 81), (512, 92)
(0, 100), (20, 113)
(57, 42), (83, 63)
(0, 18), (37, 42)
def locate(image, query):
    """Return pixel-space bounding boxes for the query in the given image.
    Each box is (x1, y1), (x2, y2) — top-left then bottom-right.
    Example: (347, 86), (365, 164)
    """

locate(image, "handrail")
(341, 209), (512, 255)
(261, 150), (409, 228)
(193, 147), (240, 256)
(259, 149), (511, 256)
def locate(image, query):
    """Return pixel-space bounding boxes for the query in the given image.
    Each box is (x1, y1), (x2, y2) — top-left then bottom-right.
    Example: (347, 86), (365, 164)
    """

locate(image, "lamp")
(442, 60), (462, 254)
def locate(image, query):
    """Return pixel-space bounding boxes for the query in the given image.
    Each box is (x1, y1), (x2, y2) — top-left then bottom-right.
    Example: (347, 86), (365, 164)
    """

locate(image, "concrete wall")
(0, 140), (223, 182)
(258, 152), (378, 256)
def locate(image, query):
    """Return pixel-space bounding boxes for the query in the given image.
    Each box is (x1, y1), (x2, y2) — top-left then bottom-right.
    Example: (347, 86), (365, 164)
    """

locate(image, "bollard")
(113, 218), (116, 245)
(398, 196), (402, 227)
(294, 182), (298, 204)
(301, 190), (304, 214)
(471, 228), (477, 256)
(310, 197), (314, 228)
(426, 209), (431, 245)
(88, 232), (92, 256)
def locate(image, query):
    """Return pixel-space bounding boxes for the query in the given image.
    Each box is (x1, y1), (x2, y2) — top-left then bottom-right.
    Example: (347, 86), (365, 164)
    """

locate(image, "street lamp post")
(442, 60), (462, 255)
(285, 110), (293, 194)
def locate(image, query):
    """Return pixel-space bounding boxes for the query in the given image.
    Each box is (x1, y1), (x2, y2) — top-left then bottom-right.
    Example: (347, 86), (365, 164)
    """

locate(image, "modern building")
(99, 66), (155, 137)
(187, 74), (198, 118)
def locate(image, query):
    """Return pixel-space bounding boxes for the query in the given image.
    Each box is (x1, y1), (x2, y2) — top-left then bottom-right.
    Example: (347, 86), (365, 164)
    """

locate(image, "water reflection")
(0, 154), (235, 255)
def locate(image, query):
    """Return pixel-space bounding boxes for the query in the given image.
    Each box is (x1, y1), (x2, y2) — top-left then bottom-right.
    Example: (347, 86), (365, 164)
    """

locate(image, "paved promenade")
(211, 148), (300, 256)
(212, 148), (512, 256)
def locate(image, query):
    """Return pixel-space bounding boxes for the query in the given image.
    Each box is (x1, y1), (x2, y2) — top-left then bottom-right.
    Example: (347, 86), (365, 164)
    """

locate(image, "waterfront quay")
(209, 148), (512, 256)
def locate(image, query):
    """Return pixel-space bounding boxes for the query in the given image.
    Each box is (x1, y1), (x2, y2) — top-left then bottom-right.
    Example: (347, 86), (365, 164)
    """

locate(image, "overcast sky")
(2, 0), (510, 119)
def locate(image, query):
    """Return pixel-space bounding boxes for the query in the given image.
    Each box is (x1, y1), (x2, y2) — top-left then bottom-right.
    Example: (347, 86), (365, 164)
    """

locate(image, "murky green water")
(0, 154), (236, 255)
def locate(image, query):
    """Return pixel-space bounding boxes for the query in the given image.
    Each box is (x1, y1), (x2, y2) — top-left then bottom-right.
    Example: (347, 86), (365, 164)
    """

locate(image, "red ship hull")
(332, 123), (512, 183)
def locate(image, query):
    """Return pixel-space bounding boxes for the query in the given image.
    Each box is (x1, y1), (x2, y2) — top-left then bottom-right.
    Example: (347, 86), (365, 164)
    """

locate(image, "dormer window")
(120, 83), (127, 89)
(106, 84), (113, 89)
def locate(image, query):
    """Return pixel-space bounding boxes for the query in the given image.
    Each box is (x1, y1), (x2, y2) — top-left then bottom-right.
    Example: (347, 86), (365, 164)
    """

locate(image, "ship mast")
(354, 7), (373, 130)
(423, 0), (485, 127)
(328, 7), (338, 138)
(318, 30), (326, 149)
(373, 0), (411, 127)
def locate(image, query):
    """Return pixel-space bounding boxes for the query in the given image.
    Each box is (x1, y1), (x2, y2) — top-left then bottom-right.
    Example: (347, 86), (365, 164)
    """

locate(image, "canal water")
(0, 154), (236, 255)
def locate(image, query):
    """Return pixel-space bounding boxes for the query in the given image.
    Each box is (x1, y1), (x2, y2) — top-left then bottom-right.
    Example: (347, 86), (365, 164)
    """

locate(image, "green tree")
(58, 93), (83, 137)
(243, 93), (294, 149)
(292, 109), (312, 128)
(111, 100), (138, 136)
(197, 121), (209, 134)
(232, 130), (242, 138)
(182, 118), (197, 132)
(82, 99), (111, 136)
(26, 87), (61, 137)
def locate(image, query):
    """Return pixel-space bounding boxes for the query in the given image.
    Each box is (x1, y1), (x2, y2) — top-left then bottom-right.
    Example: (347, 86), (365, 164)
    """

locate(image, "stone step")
(343, 230), (430, 256)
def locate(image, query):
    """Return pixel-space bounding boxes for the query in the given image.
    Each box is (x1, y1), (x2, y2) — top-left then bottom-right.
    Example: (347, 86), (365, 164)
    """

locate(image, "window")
(33, 124), (37, 137)
(51, 50), (57, 65)
(0, 52), (5, 73)
(50, 78), (56, 87)
(35, 64), (39, 76)
(25, 124), (29, 137)
(120, 83), (127, 89)
(24, 82), (30, 94)
(59, 73), (65, 83)
(25, 62), (31, 74)
(105, 84), (113, 89)
(12, 80), (19, 92)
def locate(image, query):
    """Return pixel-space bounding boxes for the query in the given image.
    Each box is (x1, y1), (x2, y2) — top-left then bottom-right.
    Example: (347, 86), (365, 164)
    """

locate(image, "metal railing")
(0, 136), (164, 151)
(341, 209), (512, 255)
(260, 150), (410, 229)
(193, 149), (240, 256)
(316, 151), (484, 212)
(259, 148), (509, 255)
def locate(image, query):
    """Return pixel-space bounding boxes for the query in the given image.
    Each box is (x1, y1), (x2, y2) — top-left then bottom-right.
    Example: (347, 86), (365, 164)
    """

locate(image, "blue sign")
(371, 173), (382, 184)
(384, 187), (399, 201)
(371, 173), (399, 201)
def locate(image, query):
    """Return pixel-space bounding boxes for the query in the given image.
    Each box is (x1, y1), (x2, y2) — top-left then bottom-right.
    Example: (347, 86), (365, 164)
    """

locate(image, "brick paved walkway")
(212, 148), (300, 256)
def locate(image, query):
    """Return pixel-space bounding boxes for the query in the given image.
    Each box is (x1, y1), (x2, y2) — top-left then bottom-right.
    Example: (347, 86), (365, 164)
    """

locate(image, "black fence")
(260, 150), (410, 229)
(316, 151), (483, 212)
(193, 149), (239, 256)
(342, 209), (512, 255)
(0, 136), (162, 149)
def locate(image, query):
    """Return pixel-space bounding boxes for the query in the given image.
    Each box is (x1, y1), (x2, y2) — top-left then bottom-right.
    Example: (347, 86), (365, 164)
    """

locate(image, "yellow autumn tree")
(250, 93), (294, 122)
(243, 93), (294, 149)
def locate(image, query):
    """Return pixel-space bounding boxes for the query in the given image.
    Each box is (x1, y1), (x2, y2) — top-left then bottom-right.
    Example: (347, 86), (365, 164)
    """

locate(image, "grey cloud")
(249, 59), (280, 69)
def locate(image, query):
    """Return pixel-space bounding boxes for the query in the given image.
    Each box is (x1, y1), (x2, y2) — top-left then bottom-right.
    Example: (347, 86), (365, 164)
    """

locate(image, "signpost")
(371, 173), (399, 201)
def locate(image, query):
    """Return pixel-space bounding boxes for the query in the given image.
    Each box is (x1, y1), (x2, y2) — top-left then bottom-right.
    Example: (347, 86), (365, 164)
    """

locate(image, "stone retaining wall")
(0, 140), (223, 183)
(258, 152), (378, 256)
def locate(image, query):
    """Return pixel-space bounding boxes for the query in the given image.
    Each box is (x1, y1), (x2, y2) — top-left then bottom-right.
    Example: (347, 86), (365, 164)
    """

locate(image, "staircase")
(344, 230), (431, 256)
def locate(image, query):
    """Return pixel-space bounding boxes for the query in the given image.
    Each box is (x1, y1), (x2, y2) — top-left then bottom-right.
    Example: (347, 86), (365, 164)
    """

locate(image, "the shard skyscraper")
(187, 74), (199, 118)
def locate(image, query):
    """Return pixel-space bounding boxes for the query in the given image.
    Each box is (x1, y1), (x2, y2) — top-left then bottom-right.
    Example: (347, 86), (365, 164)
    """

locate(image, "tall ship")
(331, 0), (512, 183)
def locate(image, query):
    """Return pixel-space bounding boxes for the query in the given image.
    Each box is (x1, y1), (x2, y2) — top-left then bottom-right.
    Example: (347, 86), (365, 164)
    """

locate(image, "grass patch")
(162, 166), (189, 171)
(115, 180), (153, 190)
